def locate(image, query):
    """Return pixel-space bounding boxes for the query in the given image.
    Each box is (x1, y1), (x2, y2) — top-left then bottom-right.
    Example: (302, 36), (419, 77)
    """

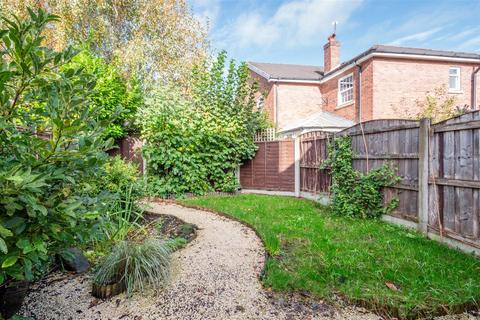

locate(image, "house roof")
(330, 45), (480, 77)
(248, 61), (323, 81)
(249, 45), (480, 82)
(371, 45), (480, 60)
(279, 111), (355, 133)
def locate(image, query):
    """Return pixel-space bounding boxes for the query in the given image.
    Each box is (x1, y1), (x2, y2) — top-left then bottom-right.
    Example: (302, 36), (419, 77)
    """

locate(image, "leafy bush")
(322, 136), (400, 218)
(139, 51), (266, 196)
(0, 9), (113, 285)
(93, 238), (171, 296)
(68, 49), (142, 139)
(99, 156), (143, 195)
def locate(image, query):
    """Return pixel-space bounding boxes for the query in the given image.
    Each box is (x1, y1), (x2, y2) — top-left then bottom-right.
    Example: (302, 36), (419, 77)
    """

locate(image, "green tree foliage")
(322, 136), (400, 219)
(139, 52), (266, 196)
(68, 49), (143, 139)
(0, 0), (209, 87)
(0, 8), (113, 284)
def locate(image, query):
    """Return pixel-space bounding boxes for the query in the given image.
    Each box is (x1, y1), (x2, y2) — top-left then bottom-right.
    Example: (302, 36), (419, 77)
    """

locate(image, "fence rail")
(240, 111), (480, 254)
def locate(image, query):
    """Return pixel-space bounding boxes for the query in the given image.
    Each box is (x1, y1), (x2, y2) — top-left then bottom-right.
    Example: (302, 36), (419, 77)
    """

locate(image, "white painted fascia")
(268, 78), (321, 84)
(248, 63), (322, 84)
(320, 52), (480, 83)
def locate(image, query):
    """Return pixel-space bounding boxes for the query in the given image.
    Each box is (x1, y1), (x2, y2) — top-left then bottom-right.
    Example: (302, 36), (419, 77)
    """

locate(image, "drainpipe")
(355, 61), (369, 171)
(355, 62), (363, 122)
(473, 67), (480, 110)
(274, 82), (279, 130)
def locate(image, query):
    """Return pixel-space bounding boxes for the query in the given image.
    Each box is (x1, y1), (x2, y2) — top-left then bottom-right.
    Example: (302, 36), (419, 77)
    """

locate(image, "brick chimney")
(323, 33), (341, 73)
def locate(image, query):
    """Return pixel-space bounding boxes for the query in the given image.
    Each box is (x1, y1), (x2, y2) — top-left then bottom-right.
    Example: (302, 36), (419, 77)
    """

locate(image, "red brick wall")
(251, 57), (480, 128)
(372, 58), (480, 119)
(249, 71), (275, 124)
(320, 68), (358, 122)
(276, 83), (322, 130)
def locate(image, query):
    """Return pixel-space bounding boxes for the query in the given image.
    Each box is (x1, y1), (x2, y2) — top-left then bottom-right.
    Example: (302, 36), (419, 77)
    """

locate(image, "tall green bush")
(0, 9), (113, 284)
(68, 49), (142, 139)
(139, 52), (266, 196)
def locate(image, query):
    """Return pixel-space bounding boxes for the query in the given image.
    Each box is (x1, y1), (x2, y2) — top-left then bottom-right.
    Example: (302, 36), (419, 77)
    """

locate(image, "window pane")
(338, 74), (354, 105)
(449, 68), (458, 75)
(449, 76), (458, 90)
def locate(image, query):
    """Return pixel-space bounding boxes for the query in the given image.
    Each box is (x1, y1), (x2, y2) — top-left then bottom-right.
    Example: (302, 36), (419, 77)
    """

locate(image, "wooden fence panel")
(239, 140), (295, 192)
(108, 136), (144, 173)
(299, 131), (331, 193)
(339, 119), (421, 221)
(429, 111), (480, 249)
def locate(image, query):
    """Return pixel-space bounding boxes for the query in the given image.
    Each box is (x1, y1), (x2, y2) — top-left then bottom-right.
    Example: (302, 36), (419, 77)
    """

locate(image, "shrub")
(93, 238), (171, 296)
(100, 156), (143, 195)
(139, 51), (266, 196)
(67, 49), (143, 139)
(0, 9), (113, 285)
(322, 136), (400, 218)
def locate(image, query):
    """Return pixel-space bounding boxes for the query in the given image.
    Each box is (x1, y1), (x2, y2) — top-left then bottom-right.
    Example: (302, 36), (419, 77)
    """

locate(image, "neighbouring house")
(249, 34), (480, 136)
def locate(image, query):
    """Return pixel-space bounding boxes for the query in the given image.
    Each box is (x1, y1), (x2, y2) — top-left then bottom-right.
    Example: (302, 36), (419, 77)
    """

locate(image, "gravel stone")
(19, 203), (476, 319)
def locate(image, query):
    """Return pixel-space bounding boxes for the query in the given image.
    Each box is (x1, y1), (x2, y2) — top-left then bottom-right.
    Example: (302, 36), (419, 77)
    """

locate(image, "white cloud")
(192, 0), (220, 31)
(226, 0), (363, 48)
(388, 27), (443, 46)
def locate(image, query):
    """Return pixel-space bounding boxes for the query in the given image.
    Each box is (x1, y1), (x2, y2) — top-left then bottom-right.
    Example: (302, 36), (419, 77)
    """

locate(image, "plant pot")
(92, 280), (125, 299)
(0, 280), (30, 318)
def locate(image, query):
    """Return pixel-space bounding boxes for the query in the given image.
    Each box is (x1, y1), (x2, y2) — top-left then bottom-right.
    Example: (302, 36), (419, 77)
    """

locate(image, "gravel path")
(20, 203), (476, 320)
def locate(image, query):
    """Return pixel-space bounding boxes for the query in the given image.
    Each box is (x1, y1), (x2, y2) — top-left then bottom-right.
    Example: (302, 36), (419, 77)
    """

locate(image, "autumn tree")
(0, 0), (209, 87)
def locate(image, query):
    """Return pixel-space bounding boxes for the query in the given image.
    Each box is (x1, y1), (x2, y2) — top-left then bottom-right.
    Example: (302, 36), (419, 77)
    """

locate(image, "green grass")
(181, 194), (480, 319)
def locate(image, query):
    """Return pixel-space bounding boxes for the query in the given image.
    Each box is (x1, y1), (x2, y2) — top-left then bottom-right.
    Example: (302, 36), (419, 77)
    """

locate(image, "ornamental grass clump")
(93, 238), (172, 296)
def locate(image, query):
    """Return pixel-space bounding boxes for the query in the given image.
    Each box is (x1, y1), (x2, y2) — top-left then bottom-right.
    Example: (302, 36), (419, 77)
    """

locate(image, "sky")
(191, 0), (480, 66)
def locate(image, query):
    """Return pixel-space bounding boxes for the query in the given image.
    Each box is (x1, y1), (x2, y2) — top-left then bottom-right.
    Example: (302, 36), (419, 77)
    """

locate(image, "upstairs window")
(449, 67), (461, 91)
(338, 74), (354, 106)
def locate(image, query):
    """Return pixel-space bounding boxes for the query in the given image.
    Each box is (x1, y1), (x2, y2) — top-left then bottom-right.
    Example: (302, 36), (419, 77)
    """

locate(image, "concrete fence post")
(294, 136), (301, 197)
(418, 118), (431, 234)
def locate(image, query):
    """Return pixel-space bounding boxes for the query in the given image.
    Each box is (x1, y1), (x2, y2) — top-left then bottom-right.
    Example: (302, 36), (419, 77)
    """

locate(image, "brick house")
(249, 34), (480, 135)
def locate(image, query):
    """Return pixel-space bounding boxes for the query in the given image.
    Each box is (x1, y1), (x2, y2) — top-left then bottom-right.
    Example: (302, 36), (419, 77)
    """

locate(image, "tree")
(67, 49), (143, 139)
(0, 0), (209, 87)
(0, 8), (112, 284)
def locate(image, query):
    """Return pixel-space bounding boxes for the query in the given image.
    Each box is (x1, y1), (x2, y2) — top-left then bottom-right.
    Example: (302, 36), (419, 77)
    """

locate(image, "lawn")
(181, 194), (480, 319)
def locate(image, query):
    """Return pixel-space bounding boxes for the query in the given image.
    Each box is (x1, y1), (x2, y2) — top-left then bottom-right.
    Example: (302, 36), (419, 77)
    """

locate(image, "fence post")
(418, 118), (431, 234)
(294, 136), (300, 197)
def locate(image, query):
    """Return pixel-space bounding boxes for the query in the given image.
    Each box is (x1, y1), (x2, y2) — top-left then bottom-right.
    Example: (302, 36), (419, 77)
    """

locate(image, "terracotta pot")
(0, 280), (30, 318)
(92, 280), (125, 299)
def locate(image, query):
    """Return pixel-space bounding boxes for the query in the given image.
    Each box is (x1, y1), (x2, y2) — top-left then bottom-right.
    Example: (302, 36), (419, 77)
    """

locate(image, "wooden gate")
(428, 112), (480, 248)
(299, 131), (331, 193)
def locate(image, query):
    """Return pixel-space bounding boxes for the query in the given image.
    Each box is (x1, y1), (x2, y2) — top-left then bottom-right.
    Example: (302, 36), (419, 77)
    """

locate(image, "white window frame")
(448, 67), (461, 92)
(337, 73), (354, 107)
(256, 96), (265, 111)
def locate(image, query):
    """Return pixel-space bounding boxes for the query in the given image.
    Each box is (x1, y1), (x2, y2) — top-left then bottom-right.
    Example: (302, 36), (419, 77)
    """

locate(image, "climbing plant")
(322, 136), (400, 219)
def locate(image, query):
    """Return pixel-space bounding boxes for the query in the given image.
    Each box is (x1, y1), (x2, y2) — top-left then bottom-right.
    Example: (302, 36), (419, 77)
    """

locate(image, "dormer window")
(338, 73), (354, 106)
(448, 67), (461, 91)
